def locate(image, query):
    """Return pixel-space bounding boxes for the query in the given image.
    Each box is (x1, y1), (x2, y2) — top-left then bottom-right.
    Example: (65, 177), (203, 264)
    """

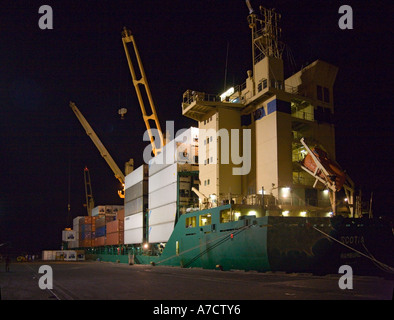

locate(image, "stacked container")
(124, 164), (148, 244)
(94, 215), (107, 247)
(90, 205), (123, 247)
(147, 127), (199, 244)
(79, 216), (94, 247)
(106, 214), (124, 245)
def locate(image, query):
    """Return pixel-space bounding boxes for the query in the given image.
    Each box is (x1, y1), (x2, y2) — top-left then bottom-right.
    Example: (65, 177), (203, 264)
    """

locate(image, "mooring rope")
(154, 224), (253, 267)
(313, 226), (394, 274)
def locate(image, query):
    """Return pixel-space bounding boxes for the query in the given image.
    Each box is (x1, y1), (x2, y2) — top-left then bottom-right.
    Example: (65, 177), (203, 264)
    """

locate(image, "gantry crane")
(121, 27), (165, 156)
(83, 166), (95, 216)
(70, 102), (128, 198)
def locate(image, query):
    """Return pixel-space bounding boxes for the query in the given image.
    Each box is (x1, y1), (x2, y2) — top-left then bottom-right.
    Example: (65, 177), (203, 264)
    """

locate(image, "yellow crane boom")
(121, 27), (165, 156)
(69, 101), (125, 198)
(83, 166), (95, 216)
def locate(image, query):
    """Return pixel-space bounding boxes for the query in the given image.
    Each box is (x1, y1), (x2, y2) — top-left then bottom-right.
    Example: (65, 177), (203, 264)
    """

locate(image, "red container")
(105, 232), (124, 245)
(106, 219), (124, 234)
(94, 236), (106, 247)
(117, 209), (125, 220)
(80, 240), (92, 247)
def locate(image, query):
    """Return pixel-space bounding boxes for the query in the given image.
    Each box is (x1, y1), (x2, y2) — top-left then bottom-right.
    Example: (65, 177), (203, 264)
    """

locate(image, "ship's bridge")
(182, 89), (244, 121)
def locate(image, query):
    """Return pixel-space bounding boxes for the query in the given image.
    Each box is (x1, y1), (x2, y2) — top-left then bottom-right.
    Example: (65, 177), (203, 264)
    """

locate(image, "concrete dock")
(0, 260), (392, 300)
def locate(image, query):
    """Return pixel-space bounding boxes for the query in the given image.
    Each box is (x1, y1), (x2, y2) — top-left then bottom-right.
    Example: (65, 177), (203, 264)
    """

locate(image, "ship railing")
(182, 90), (221, 109)
(182, 89), (246, 111)
(291, 110), (314, 121)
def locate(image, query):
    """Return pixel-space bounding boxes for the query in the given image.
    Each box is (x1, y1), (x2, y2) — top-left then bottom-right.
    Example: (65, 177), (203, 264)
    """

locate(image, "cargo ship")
(54, 3), (393, 277)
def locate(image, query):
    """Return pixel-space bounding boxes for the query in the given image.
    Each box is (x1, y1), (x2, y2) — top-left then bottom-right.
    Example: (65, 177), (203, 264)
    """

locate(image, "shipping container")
(125, 164), (148, 189)
(125, 196), (148, 216)
(94, 236), (106, 247)
(148, 162), (178, 194)
(148, 202), (177, 226)
(117, 208), (125, 220)
(80, 231), (94, 240)
(148, 182), (177, 209)
(64, 250), (77, 261)
(76, 250), (85, 260)
(148, 222), (175, 244)
(106, 232), (124, 245)
(42, 250), (55, 261)
(124, 212), (144, 230)
(68, 240), (79, 249)
(125, 181), (148, 201)
(80, 240), (92, 247)
(124, 228), (143, 244)
(106, 219), (124, 233)
(95, 226), (106, 238)
(62, 230), (77, 242)
(92, 205), (106, 217)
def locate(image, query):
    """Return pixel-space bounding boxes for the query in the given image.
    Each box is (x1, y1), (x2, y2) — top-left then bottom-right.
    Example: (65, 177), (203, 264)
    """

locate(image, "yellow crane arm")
(121, 27), (165, 156)
(69, 102), (125, 197)
(84, 166), (95, 216)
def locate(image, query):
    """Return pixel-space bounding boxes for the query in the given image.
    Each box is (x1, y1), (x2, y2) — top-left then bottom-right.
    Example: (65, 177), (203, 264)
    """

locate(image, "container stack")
(79, 216), (94, 247)
(94, 215), (107, 247)
(69, 216), (84, 248)
(90, 205), (124, 247)
(106, 209), (124, 245)
(147, 127), (199, 244)
(124, 164), (148, 245)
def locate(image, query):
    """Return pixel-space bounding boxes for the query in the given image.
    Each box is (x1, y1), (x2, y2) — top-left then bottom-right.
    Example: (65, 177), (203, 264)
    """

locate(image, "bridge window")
(199, 213), (211, 226)
(185, 216), (196, 228)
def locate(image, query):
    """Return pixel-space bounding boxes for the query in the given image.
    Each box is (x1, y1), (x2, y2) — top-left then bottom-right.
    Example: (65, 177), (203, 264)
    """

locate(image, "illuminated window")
(199, 213), (211, 226)
(185, 216), (196, 228)
(220, 209), (232, 223)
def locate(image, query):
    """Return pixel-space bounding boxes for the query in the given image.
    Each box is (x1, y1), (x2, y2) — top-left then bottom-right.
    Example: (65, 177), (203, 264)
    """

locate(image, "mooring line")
(313, 226), (394, 274)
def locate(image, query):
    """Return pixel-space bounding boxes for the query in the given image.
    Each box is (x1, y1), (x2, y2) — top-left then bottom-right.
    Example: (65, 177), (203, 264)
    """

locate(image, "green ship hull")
(89, 204), (393, 276)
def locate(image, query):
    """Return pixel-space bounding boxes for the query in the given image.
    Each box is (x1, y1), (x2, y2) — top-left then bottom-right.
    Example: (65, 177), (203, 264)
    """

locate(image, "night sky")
(0, 0), (392, 254)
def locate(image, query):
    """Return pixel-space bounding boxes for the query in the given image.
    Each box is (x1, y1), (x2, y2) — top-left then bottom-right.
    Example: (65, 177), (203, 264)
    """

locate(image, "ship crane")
(83, 166), (95, 216)
(70, 102), (128, 198)
(121, 27), (165, 157)
(299, 138), (357, 217)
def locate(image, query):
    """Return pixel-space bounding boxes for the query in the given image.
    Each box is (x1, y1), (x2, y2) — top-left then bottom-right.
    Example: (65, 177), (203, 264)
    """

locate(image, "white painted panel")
(148, 182), (177, 209)
(125, 197), (146, 216)
(148, 202), (177, 226)
(148, 163), (178, 193)
(125, 164), (147, 189)
(148, 222), (175, 243)
(124, 228), (143, 244)
(124, 212), (143, 230)
(148, 140), (176, 177)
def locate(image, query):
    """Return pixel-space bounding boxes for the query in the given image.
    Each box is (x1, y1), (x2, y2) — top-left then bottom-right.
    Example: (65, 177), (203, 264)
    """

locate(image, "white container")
(64, 250), (77, 261)
(148, 202), (177, 226)
(68, 240), (79, 249)
(125, 164), (148, 189)
(92, 206), (105, 217)
(148, 163), (178, 194)
(124, 212), (144, 230)
(42, 250), (55, 260)
(125, 181), (147, 202)
(148, 182), (177, 209)
(125, 197), (147, 216)
(148, 222), (175, 244)
(62, 230), (77, 242)
(124, 228), (144, 244)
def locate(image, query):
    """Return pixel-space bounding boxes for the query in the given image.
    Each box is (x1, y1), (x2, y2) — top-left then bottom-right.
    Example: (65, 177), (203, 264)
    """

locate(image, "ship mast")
(247, 3), (285, 94)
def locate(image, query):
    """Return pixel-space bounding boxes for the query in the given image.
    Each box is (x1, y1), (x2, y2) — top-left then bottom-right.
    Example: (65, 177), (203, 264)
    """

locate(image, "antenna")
(224, 41), (229, 91)
(245, 0), (254, 14)
(248, 5), (285, 62)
